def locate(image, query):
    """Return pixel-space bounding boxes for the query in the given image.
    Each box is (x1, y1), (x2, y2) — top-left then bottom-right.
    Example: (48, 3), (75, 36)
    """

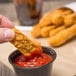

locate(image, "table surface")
(0, 31), (76, 76)
(0, 1), (76, 76)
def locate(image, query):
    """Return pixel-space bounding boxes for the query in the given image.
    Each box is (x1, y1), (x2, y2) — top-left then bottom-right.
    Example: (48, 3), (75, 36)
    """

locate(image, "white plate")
(15, 26), (33, 31)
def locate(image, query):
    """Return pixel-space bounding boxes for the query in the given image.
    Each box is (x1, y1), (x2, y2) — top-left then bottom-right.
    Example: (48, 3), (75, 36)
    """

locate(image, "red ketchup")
(14, 53), (52, 67)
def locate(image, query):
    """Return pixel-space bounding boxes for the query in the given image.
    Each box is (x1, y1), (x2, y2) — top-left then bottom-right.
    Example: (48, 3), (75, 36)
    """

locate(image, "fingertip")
(4, 29), (15, 42)
(1, 16), (14, 28)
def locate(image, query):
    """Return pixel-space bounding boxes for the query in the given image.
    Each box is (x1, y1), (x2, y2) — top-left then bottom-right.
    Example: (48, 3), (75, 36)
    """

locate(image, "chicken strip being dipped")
(10, 28), (42, 56)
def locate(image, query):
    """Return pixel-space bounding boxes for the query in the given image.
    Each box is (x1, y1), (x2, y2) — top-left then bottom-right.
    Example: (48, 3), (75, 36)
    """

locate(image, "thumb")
(0, 28), (15, 43)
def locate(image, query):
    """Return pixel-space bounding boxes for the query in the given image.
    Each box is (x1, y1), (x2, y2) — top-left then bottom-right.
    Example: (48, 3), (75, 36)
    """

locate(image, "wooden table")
(0, 1), (76, 76)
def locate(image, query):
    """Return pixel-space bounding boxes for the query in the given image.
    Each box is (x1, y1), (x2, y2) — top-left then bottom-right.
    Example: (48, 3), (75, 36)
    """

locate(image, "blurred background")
(0, 0), (76, 2)
(0, 0), (76, 26)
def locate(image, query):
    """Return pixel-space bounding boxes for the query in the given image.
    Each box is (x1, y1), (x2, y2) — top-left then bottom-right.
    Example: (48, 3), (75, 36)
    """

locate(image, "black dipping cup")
(8, 46), (56, 76)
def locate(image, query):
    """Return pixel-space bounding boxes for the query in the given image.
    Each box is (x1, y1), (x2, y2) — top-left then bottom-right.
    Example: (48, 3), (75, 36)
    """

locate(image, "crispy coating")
(10, 28), (42, 56)
(39, 9), (66, 28)
(39, 8), (74, 27)
(57, 7), (74, 12)
(31, 7), (74, 38)
(41, 25), (56, 37)
(32, 40), (41, 46)
(31, 24), (41, 38)
(62, 10), (74, 16)
(52, 14), (64, 26)
(39, 12), (53, 27)
(52, 10), (74, 26)
(50, 26), (65, 37)
(48, 24), (76, 46)
(31, 7), (75, 46)
(64, 13), (76, 27)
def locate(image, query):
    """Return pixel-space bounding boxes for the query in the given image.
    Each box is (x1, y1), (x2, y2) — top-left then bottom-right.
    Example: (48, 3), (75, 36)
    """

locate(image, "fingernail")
(4, 29), (15, 41)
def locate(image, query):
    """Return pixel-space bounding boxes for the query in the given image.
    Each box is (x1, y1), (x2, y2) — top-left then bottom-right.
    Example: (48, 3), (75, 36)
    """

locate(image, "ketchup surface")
(14, 53), (52, 67)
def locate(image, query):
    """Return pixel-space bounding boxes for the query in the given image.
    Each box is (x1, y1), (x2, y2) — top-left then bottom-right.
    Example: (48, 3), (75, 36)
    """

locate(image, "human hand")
(0, 15), (15, 43)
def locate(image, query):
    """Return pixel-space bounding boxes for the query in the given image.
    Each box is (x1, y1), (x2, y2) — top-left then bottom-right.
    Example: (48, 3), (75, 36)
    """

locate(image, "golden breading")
(31, 7), (75, 46)
(52, 14), (64, 26)
(10, 28), (42, 56)
(31, 7), (74, 38)
(52, 10), (74, 26)
(39, 9), (66, 28)
(32, 40), (41, 46)
(57, 7), (74, 12)
(31, 24), (41, 38)
(39, 8), (73, 27)
(50, 26), (65, 37)
(62, 10), (74, 16)
(64, 13), (76, 27)
(41, 25), (56, 37)
(48, 24), (76, 46)
(39, 12), (53, 27)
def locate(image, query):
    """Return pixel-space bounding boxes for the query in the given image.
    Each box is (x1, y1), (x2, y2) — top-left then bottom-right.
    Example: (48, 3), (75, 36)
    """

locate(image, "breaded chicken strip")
(32, 40), (41, 46)
(48, 24), (76, 46)
(52, 10), (74, 26)
(62, 10), (74, 15)
(10, 28), (42, 56)
(31, 24), (41, 38)
(52, 14), (64, 26)
(64, 13), (76, 27)
(39, 9), (67, 27)
(31, 7), (74, 38)
(50, 26), (65, 37)
(41, 25), (56, 37)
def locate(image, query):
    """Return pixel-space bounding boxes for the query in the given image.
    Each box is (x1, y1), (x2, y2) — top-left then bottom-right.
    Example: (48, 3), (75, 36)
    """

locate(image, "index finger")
(0, 15), (14, 28)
